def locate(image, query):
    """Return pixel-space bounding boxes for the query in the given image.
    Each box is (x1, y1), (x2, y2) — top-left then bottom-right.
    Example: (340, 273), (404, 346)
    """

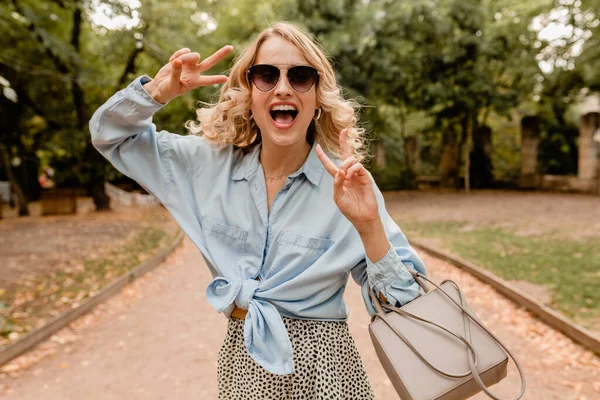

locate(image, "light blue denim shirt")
(89, 76), (427, 375)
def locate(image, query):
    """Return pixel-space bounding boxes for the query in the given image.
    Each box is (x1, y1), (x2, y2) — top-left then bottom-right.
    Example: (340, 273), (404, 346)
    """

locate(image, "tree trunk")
(464, 111), (474, 193)
(470, 125), (494, 189)
(71, 1), (110, 210)
(404, 136), (418, 173)
(0, 145), (29, 216)
(90, 178), (111, 211)
(374, 140), (386, 168)
(117, 24), (149, 90)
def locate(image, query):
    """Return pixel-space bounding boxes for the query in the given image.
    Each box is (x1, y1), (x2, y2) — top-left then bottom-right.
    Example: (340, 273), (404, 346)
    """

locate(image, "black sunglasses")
(247, 64), (319, 93)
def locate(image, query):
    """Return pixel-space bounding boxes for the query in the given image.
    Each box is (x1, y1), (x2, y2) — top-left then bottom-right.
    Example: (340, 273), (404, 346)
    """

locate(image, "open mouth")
(269, 104), (298, 126)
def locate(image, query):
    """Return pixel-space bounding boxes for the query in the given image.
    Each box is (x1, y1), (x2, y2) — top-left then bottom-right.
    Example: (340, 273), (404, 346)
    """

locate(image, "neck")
(260, 140), (312, 178)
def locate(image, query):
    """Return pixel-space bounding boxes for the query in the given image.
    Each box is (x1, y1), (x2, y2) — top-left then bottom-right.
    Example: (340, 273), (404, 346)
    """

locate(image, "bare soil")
(0, 206), (178, 290)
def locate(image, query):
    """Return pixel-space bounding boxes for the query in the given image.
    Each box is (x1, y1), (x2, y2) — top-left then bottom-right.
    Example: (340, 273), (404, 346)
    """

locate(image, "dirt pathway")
(1, 238), (598, 399)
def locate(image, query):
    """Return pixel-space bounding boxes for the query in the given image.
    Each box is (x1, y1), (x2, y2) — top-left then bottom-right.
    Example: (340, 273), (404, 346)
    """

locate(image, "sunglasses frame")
(247, 64), (319, 93)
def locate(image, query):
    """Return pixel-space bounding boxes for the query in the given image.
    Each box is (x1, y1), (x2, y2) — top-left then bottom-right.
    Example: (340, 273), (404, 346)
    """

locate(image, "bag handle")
(369, 271), (526, 400)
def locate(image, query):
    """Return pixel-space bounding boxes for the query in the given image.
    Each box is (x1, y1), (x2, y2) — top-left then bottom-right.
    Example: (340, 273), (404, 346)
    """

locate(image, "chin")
(264, 131), (307, 148)
(261, 121), (312, 148)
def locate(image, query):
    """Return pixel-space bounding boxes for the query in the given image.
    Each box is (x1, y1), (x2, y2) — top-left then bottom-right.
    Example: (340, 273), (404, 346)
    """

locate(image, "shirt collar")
(232, 144), (261, 181)
(231, 141), (325, 186)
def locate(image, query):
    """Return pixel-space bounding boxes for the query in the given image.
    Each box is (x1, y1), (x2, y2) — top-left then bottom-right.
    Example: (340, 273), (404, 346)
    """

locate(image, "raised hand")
(316, 129), (380, 230)
(144, 45), (233, 104)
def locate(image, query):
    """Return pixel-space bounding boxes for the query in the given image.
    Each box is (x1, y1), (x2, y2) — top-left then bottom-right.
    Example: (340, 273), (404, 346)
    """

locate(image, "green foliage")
(2, 0), (596, 195)
(538, 124), (579, 175)
(0, 300), (14, 337)
(369, 134), (417, 190)
(487, 112), (522, 182)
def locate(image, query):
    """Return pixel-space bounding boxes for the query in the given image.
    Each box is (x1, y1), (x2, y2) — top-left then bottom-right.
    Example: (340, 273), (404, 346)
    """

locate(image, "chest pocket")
(268, 231), (334, 277)
(199, 216), (248, 269)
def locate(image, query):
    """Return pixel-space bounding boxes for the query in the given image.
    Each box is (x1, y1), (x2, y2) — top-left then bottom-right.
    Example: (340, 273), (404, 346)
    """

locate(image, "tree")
(1, 0), (240, 211)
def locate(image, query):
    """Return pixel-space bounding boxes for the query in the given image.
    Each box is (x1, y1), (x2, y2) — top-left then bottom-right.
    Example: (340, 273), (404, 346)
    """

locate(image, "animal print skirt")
(217, 315), (375, 399)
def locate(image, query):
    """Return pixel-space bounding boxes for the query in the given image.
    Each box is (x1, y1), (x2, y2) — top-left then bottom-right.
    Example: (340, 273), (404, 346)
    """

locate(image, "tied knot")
(205, 276), (295, 375)
(205, 276), (261, 313)
(235, 278), (261, 310)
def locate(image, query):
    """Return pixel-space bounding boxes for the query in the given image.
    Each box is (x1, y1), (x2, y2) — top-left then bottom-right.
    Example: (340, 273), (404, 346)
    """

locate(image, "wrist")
(142, 80), (167, 104)
(355, 218), (384, 237)
(355, 217), (390, 263)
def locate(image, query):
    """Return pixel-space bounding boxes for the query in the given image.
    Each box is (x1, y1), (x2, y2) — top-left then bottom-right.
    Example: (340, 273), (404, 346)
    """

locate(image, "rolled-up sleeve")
(366, 243), (424, 307)
(352, 180), (427, 316)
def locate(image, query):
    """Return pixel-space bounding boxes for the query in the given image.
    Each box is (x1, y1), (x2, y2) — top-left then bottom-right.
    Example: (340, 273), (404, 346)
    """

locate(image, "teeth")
(270, 104), (297, 111)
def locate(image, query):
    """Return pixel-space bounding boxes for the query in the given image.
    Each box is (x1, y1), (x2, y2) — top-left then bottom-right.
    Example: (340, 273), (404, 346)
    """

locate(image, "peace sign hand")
(316, 129), (380, 230)
(144, 45), (233, 104)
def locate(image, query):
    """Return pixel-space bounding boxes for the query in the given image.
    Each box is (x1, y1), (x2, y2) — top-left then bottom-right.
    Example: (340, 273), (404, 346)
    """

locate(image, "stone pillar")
(520, 116), (540, 188)
(578, 112), (599, 180)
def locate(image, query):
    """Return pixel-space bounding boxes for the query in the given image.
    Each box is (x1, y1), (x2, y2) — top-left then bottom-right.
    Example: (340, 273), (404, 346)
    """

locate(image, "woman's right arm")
(89, 76), (179, 204)
(89, 46), (232, 205)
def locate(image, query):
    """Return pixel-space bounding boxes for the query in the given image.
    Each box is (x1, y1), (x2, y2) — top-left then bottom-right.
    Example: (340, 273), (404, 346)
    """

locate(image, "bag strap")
(369, 271), (526, 400)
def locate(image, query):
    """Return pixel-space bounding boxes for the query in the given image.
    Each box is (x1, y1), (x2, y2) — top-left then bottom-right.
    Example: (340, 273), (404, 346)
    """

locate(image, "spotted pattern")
(217, 316), (375, 399)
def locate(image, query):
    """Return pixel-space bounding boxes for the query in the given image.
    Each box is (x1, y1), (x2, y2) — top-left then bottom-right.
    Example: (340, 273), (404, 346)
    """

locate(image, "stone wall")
(519, 112), (600, 194)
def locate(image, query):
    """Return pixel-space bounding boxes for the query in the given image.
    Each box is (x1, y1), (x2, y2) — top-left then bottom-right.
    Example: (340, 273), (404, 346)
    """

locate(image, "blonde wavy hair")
(186, 21), (366, 161)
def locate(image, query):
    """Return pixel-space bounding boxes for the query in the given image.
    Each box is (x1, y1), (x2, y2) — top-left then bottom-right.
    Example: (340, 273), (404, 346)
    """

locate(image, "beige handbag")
(368, 269), (526, 400)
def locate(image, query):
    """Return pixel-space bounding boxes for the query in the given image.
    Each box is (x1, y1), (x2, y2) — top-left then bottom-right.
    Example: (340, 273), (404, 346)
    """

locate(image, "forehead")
(254, 36), (309, 66)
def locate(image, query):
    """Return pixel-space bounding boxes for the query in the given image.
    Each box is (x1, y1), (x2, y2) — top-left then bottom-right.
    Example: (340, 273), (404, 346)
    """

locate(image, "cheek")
(300, 92), (318, 118)
(250, 90), (267, 117)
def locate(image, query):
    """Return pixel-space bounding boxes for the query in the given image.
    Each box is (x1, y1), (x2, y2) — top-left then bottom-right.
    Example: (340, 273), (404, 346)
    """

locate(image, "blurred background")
(1, 0), (600, 398)
(1, 0), (600, 208)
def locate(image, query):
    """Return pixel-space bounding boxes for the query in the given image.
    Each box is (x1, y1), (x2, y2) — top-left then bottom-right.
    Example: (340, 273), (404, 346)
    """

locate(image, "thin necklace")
(265, 168), (300, 182)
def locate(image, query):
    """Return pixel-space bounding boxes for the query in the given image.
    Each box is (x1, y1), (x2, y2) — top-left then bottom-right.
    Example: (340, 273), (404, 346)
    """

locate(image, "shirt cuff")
(366, 245), (422, 307)
(128, 75), (169, 113)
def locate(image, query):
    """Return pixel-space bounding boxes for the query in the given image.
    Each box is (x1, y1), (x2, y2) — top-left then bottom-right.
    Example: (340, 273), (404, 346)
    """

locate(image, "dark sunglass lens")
(250, 65), (280, 91)
(288, 66), (317, 92)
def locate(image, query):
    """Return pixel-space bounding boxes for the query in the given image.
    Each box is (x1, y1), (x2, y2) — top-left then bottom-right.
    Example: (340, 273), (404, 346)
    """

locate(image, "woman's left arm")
(316, 129), (426, 309)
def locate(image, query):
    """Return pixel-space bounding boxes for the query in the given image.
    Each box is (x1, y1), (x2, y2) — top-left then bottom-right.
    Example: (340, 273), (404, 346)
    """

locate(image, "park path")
(1, 237), (599, 399)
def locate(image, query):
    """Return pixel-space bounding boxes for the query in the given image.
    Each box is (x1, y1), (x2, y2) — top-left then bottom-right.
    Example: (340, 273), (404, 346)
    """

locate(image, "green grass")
(400, 220), (600, 326)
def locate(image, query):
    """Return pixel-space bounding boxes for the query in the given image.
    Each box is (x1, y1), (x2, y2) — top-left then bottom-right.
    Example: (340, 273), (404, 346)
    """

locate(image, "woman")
(90, 22), (426, 400)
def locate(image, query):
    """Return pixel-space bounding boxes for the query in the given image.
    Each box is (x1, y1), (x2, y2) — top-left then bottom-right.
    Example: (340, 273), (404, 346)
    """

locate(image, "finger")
(170, 59), (182, 83)
(339, 128), (351, 159)
(169, 48), (191, 62)
(196, 74), (229, 86)
(333, 169), (345, 203)
(197, 45), (234, 72)
(316, 144), (339, 177)
(345, 162), (364, 180)
(338, 156), (357, 173)
(176, 52), (201, 65)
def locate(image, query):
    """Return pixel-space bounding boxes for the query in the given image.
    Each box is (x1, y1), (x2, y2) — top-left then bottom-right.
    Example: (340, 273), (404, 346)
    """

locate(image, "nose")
(273, 70), (293, 97)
